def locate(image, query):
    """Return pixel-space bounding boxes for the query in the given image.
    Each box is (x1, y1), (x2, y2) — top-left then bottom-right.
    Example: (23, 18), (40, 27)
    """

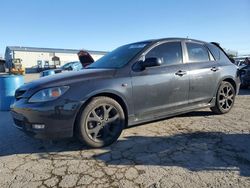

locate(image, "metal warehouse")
(4, 46), (107, 71)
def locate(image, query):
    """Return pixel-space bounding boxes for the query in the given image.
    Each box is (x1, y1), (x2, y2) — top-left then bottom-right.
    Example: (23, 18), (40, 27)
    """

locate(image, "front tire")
(77, 97), (125, 148)
(210, 81), (236, 114)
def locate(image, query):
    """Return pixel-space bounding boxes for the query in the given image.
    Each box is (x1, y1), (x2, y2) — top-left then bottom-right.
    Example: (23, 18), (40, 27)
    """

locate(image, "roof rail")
(210, 42), (220, 47)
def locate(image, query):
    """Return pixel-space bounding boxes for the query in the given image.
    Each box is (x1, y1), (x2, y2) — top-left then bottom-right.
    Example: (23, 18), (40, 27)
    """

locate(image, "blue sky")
(0, 0), (249, 57)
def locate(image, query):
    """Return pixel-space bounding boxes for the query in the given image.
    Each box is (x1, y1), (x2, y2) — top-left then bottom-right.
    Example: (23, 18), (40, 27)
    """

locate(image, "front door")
(131, 41), (189, 120)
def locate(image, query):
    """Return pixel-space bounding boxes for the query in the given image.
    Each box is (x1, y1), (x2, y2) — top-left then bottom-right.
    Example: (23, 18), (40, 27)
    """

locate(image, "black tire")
(77, 97), (125, 148)
(210, 81), (236, 114)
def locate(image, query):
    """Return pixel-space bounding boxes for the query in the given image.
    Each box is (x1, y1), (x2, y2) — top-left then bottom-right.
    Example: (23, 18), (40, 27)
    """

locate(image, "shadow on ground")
(95, 132), (250, 177)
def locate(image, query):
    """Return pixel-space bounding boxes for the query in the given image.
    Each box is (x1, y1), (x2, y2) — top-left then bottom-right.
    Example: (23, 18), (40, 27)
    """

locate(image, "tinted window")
(146, 42), (183, 65)
(206, 43), (220, 60)
(211, 44), (231, 62)
(186, 42), (210, 62)
(88, 42), (150, 69)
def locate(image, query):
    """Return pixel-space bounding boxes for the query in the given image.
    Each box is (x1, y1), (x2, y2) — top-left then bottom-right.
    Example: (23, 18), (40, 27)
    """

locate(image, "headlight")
(28, 86), (69, 103)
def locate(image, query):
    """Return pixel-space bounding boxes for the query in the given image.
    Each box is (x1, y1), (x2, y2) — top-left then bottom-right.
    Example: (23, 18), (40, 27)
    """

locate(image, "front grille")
(15, 89), (26, 100)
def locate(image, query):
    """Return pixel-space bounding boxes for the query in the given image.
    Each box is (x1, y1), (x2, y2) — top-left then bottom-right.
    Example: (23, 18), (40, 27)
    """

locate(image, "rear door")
(184, 41), (221, 105)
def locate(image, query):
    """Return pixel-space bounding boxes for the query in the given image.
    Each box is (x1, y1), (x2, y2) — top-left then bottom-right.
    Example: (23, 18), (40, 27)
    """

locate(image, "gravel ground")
(0, 88), (250, 188)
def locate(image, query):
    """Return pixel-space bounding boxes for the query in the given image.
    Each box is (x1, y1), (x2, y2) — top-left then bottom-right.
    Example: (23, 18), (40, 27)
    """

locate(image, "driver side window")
(146, 42), (183, 65)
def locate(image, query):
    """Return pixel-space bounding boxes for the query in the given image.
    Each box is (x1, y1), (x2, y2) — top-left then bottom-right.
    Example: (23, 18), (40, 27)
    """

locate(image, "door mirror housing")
(142, 57), (162, 68)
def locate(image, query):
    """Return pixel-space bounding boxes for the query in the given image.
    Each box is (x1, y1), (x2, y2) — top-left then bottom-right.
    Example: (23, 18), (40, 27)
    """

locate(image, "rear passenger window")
(146, 42), (183, 65)
(186, 42), (210, 63)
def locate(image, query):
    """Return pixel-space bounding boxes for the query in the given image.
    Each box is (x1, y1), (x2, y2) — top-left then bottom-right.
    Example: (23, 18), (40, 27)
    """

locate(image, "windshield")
(62, 61), (78, 69)
(62, 62), (72, 69)
(88, 42), (150, 69)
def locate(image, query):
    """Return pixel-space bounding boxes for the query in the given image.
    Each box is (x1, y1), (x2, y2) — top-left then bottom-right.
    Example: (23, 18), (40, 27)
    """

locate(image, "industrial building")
(4, 46), (107, 72)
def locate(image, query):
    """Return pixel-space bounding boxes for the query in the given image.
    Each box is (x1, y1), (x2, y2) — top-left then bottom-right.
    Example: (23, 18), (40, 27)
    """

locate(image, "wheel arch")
(73, 92), (129, 135)
(210, 76), (237, 114)
(222, 77), (237, 92)
(214, 76), (237, 97)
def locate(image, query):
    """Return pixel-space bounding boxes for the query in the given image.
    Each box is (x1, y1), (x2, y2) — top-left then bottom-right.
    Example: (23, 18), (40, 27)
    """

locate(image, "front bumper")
(11, 97), (81, 139)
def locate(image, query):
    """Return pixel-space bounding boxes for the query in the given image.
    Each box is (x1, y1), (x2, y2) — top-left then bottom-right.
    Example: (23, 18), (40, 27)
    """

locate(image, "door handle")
(175, 70), (187, 76)
(211, 67), (219, 72)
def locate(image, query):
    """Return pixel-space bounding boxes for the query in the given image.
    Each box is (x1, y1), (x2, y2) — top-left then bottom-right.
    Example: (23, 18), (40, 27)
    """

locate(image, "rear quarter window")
(206, 43), (230, 62)
(206, 43), (220, 60)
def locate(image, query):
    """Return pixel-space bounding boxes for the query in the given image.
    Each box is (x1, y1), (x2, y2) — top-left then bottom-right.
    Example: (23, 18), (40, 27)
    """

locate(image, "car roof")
(134, 37), (208, 44)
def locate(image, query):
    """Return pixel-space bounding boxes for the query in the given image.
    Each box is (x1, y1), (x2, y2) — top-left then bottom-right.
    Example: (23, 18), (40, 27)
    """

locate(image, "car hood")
(18, 69), (116, 97)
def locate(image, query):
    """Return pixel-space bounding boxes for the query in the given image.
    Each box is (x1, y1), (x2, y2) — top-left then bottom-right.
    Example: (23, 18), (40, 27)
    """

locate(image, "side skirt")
(127, 97), (216, 127)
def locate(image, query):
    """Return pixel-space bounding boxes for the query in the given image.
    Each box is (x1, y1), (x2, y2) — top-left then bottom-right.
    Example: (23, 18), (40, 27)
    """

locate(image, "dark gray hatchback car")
(11, 38), (240, 147)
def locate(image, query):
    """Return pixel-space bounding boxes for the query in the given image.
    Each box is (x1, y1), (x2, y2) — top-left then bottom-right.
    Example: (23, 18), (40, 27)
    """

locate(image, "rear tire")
(210, 81), (236, 114)
(77, 97), (125, 148)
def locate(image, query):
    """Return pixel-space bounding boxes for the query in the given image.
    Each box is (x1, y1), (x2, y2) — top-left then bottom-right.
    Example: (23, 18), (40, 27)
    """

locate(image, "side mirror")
(142, 57), (162, 68)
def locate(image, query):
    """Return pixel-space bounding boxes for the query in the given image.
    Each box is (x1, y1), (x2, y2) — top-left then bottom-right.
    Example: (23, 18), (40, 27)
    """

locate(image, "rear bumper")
(11, 98), (81, 139)
(240, 71), (250, 86)
(241, 77), (250, 86)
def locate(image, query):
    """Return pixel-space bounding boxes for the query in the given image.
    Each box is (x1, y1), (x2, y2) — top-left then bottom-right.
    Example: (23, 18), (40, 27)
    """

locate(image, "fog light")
(32, 124), (45, 129)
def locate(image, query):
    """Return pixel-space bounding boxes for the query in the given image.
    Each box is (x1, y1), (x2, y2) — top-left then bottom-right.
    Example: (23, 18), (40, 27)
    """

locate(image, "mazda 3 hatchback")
(11, 38), (240, 148)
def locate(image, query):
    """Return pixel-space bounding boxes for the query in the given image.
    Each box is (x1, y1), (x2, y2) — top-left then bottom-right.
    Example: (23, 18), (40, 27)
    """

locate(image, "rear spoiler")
(210, 42), (235, 63)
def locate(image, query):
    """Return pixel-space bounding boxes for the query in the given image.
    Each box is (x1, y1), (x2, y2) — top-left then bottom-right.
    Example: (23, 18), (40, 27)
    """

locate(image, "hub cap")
(86, 104), (120, 142)
(219, 85), (234, 110)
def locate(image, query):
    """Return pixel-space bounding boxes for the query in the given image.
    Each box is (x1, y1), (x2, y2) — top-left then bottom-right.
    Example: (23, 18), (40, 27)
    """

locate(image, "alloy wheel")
(86, 104), (120, 142)
(218, 85), (234, 110)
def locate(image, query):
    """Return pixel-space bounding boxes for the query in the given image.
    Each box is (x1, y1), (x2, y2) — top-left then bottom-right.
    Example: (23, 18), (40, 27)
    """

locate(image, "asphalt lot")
(0, 74), (250, 187)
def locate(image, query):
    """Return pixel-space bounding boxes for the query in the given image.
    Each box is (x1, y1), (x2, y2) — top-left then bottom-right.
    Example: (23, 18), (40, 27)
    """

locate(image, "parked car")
(40, 69), (63, 77)
(239, 65), (250, 89)
(61, 61), (83, 71)
(11, 38), (240, 148)
(40, 49), (95, 77)
(40, 61), (83, 77)
(236, 60), (248, 68)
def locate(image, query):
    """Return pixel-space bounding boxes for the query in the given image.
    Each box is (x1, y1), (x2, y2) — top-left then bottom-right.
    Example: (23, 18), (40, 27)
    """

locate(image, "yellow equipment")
(10, 59), (25, 75)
